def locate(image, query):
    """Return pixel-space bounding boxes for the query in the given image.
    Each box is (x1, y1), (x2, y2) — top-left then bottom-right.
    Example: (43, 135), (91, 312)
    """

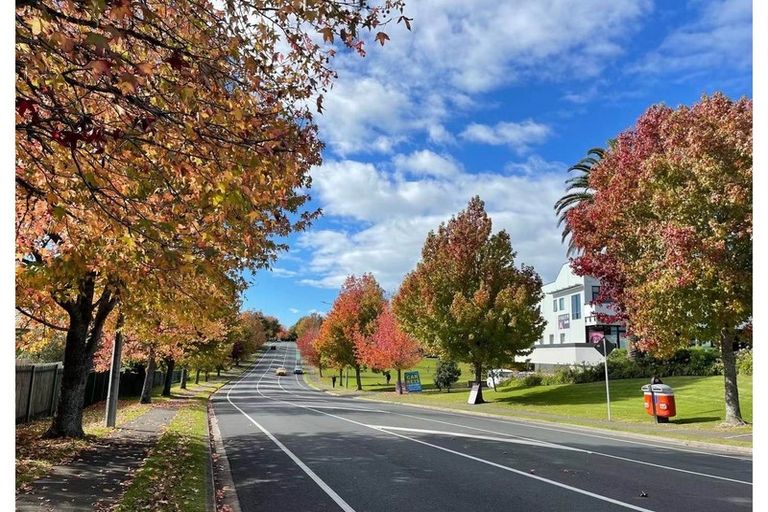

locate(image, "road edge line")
(209, 402), (241, 512)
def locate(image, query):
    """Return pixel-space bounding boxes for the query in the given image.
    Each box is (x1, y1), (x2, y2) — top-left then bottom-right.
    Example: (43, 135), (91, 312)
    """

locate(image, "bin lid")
(641, 384), (673, 394)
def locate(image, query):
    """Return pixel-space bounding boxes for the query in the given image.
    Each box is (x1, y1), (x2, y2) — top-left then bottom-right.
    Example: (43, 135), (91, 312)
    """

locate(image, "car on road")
(275, 367), (287, 376)
(293, 366), (304, 375)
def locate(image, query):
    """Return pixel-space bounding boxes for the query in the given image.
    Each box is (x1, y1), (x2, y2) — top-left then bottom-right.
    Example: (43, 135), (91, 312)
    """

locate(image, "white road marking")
(255, 393), (657, 512)
(367, 424), (751, 486)
(225, 346), (357, 512)
(418, 409), (751, 462)
(368, 425), (584, 451)
(360, 407), (752, 485)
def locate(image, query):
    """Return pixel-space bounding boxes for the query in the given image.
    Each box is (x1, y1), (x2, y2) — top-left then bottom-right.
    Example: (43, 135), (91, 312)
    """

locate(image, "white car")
(486, 369), (516, 388)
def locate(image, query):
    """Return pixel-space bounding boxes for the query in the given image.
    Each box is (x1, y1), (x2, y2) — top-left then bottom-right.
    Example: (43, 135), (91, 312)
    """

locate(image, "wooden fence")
(15, 363), (181, 424)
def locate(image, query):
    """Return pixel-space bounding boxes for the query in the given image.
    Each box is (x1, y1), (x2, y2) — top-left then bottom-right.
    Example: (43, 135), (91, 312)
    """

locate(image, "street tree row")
(16, 0), (408, 438)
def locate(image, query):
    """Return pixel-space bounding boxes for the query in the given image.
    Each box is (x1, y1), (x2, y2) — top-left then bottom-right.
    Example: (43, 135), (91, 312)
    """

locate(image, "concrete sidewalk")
(16, 405), (179, 512)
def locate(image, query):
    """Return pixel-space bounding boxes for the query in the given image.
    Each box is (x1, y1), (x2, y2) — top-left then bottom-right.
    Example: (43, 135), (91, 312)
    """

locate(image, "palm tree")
(554, 147), (606, 255)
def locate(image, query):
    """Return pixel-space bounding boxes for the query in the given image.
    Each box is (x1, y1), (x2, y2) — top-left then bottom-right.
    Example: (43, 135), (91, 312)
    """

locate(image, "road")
(211, 342), (752, 512)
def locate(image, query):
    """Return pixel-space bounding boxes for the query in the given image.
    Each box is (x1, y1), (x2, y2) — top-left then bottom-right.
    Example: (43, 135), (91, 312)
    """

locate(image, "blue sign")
(404, 371), (422, 392)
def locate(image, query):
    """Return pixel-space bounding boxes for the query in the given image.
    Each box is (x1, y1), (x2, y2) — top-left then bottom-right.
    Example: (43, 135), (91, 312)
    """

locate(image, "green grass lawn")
(314, 357), (475, 392)
(116, 397), (209, 512)
(306, 363), (752, 448)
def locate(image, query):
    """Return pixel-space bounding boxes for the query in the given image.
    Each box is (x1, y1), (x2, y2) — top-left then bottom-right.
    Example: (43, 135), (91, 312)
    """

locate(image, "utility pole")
(603, 340), (611, 421)
(105, 311), (125, 427)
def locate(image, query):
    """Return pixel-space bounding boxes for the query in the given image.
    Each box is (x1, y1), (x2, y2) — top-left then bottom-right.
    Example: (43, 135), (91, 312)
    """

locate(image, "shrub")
(434, 360), (461, 392)
(521, 373), (543, 387)
(736, 349), (752, 375)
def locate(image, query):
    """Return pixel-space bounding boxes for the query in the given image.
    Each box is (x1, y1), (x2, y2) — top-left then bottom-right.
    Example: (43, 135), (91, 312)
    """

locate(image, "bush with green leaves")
(736, 349), (752, 375)
(521, 373), (543, 387)
(434, 360), (462, 392)
(533, 347), (722, 386)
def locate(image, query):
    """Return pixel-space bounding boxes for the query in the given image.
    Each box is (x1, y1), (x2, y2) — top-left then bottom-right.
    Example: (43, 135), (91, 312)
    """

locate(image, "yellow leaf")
(30, 18), (43, 36)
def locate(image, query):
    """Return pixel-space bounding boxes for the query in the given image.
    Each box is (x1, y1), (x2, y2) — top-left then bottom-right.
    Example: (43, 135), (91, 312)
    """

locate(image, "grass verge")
(115, 397), (209, 512)
(113, 359), (253, 511)
(306, 366), (752, 448)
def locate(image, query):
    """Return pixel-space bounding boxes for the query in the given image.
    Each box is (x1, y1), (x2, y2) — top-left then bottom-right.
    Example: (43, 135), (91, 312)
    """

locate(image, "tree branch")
(15, 306), (68, 332)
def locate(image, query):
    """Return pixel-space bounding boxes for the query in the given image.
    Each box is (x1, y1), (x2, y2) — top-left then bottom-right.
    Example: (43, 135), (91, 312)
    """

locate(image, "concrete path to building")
(214, 342), (752, 512)
(16, 404), (178, 512)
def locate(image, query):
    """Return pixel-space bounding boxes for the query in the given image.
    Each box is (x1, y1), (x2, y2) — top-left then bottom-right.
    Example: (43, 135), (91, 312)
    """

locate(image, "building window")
(560, 333), (566, 344)
(571, 294), (581, 320)
(558, 297), (565, 310)
(553, 299), (557, 312)
(591, 286), (601, 302)
(558, 314), (570, 329)
(549, 334), (554, 344)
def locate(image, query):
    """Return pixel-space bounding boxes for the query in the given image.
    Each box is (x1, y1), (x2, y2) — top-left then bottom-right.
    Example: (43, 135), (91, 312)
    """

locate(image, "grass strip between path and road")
(305, 363), (752, 449)
(114, 360), (254, 512)
(115, 396), (209, 512)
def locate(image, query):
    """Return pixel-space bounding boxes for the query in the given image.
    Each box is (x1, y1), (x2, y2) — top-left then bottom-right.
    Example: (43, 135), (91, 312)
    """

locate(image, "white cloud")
(630, 0), (751, 76)
(289, 308), (300, 314)
(299, 155), (570, 291)
(270, 267), (298, 278)
(317, 0), (652, 156)
(392, 150), (462, 178)
(460, 120), (552, 152)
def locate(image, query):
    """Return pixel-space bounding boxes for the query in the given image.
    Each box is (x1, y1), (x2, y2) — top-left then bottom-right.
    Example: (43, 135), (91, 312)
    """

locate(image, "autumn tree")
(568, 94), (752, 425)
(355, 304), (421, 394)
(296, 324), (323, 376)
(233, 310), (269, 365)
(315, 274), (385, 390)
(291, 313), (324, 339)
(16, 0), (408, 437)
(393, 197), (545, 404)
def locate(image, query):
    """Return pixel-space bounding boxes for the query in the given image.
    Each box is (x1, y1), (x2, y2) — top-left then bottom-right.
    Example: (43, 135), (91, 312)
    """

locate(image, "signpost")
(404, 371), (422, 392)
(590, 332), (616, 421)
(467, 383), (481, 404)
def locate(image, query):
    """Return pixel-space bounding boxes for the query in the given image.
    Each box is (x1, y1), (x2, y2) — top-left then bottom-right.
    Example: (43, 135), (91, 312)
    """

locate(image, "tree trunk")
(44, 273), (119, 438)
(44, 314), (90, 438)
(180, 367), (188, 390)
(162, 357), (175, 397)
(318, 364), (323, 378)
(472, 362), (485, 404)
(195, 368), (201, 385)
(217, 367), (221, 377)
(140, 346), (156, 404)
(354, 365), (362, 391)
(205, 371), (209, 382)
(720, 329), (745, 425)
(396, 368), (402, 394)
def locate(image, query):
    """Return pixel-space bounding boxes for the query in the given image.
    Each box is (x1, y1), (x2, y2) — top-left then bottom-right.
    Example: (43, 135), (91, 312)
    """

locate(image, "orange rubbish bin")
(641, 383), (676, 423)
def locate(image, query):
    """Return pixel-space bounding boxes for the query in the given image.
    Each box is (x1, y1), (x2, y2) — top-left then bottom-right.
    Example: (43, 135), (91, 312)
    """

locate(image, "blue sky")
(241, 0), (753, 328)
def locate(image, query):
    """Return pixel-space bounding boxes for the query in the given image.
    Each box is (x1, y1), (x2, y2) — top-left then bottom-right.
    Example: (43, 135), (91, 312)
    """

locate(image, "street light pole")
(603, 340), (611, 421)
(105, 311), (125, 427)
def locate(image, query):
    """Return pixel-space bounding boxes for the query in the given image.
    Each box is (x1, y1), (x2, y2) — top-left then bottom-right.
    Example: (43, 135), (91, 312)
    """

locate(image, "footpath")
(16, 405), (178, 512)
(16, 362), (251, 512)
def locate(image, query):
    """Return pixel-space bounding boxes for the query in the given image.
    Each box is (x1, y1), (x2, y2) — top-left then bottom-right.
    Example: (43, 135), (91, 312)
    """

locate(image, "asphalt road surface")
(211, 342), (752, 512)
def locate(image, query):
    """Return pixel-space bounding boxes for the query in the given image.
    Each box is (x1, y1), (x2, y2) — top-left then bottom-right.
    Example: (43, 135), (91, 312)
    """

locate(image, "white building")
(517, 263), (627, 371)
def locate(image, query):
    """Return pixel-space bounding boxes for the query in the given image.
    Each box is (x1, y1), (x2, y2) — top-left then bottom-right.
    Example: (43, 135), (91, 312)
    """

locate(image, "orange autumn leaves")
(306, 274), (420, 378)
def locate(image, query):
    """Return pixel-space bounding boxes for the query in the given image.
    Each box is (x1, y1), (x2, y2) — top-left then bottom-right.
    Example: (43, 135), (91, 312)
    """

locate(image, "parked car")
(275, 367), (287, 376)
(293, 366), (304, 375)
(486, 369), (516, 388)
